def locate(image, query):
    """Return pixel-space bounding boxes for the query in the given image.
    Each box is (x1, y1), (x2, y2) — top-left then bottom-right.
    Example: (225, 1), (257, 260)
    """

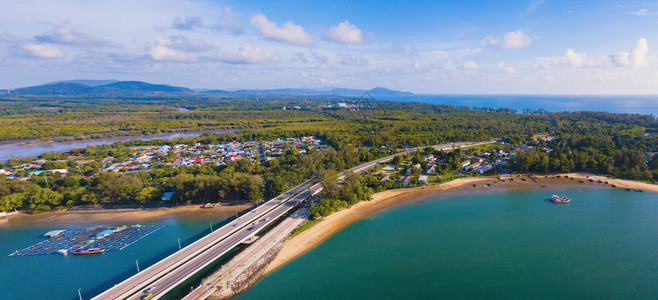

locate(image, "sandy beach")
(0, 204), (252, 227)
(265, 173), (657, 275)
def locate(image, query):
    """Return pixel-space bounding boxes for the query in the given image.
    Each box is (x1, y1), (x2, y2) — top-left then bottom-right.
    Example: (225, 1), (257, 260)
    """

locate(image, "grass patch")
(288, 219), (323, 239)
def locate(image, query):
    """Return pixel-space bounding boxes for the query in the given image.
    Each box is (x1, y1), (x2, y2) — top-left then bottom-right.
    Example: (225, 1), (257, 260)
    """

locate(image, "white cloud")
(426, 48), (482, 60)
(539, 48), (597, 69)
(149, 36), (197, 62)
(215, 7), (243, 35)
(338, 53), (368, 65)
(560, 48), (594, 67)
(169, 35), (214, 52)
(323, 20), (363, 44)
(221, 45), (279, 64)
(481, 30), (533, 49)
(171, 16), (203, 30)
(35, 26), (116, 47)
(610, 38), (649, 67)
(522, 0), (547, 16)
(497, 61), (517, 74)
(22, 43), (64, 58)
(462, 60), (479, 70)
(629, 8), (656, 16)
(250, 14), (313, 46)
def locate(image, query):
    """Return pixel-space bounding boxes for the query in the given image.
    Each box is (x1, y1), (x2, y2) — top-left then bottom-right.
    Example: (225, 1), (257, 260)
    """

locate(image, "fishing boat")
(550, 195), (571, 203)
(70, 248), (104, 255)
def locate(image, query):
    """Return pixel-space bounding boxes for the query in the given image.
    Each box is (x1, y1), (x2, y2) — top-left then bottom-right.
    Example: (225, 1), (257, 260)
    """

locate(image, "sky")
(0, 0), (657, 94)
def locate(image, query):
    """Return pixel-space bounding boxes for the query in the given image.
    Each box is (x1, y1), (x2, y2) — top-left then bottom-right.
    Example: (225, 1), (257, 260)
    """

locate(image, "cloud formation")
(462, 60), (479, 70)
(221, 45), (279, 64)
(539, 48), (597, 69)
(629, 8), (655, 16)
(171, 16), (203, 31)
(323, 20), (363, 44)
(250, 14), (313, 46)
(35, 26), (116, 47)
(149, 36), (197, 62)
(215, 7), (243, 35)
(497, 61), (517, 74)
(481, 30), (533, 49)
(22, 43), (64, 58)
(610, 38), (649, 67)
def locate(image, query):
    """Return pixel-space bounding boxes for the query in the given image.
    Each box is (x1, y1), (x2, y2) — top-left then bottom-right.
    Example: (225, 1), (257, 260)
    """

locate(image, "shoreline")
(0, 204), (252, 227)
(264, 173), (657, 275)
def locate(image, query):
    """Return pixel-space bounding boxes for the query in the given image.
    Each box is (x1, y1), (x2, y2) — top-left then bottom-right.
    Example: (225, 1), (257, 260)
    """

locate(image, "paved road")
(95, 140), (496, 300)
(92, 178), (316, 300)
(139, 188), (319, 299)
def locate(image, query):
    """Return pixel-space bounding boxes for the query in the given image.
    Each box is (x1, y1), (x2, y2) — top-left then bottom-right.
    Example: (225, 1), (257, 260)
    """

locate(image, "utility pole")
(136, 259), (140, 272)
(44, 172), (49, 189)
(178, 238), (181, 250)
(210, 222), (213, 232)
(78, 288), (82, 300)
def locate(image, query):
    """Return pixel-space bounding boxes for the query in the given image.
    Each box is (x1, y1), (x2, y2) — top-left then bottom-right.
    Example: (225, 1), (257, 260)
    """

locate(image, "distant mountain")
(369, 87), (413, 96)
(230, 88), (328, 96)
(1, 80), (412, 98)
(45, 79), (119, 87)
(99, 81), (192, 93)
(330, 87), (412, 97)
(9, 83), (103, 96)
(201, 87), (413, 97)
(330, 88), (367, 96)
(202, 89), (232, 94)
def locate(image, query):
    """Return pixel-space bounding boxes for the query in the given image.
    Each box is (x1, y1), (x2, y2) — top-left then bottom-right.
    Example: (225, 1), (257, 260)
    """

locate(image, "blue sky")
(0, 0), (656, 94)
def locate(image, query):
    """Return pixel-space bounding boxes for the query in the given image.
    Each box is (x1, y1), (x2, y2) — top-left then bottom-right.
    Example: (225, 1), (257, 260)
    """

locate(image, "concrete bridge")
(93, 141), (494, 300)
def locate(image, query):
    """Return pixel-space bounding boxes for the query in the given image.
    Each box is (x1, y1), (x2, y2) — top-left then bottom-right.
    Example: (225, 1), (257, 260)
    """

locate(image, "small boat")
(635, 189), (643, 192)
(550, 195), (571, 203)
(70, 248), (104, 255)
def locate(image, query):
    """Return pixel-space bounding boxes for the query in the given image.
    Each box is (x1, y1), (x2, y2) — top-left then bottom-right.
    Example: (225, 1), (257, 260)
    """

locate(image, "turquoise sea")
(238, 187), (658, 299)
(376, 94), (658, 116)
(0, 211), (234, 300)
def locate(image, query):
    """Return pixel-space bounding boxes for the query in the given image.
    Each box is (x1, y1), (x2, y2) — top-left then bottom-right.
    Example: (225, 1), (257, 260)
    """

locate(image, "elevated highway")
(94, 140), (495, 299)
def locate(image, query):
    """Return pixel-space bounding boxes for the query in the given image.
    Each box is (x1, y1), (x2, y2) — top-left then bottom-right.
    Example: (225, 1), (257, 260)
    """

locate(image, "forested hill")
(2, 81), (192, 97)
(0, 81), (412, 98)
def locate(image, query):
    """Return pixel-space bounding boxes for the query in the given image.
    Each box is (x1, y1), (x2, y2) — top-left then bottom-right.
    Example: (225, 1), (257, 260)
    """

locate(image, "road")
(92, 178), (316, 300)
(94, 140), (495, 300)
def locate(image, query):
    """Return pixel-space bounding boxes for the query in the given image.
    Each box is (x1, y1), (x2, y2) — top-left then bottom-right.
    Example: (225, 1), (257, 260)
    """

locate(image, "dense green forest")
(508, 111), (658, 180)
(0, 96), (550, 145)
(0, 95), (656, 213)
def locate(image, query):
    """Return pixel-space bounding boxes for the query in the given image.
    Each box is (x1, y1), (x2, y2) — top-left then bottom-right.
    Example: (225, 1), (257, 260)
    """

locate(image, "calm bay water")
(238, 188), (658, 299)
(0, 211), (234, 300)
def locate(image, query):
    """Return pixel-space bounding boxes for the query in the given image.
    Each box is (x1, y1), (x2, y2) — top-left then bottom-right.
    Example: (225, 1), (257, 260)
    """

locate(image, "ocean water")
(0, 211), (235, 300)
(238, 188), (658, 299)
(375, 95), (658, 116)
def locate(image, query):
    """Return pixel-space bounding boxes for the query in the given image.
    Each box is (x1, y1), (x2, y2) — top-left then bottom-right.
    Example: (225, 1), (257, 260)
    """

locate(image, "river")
(238, 187), (658, 299)
(0, 130), (232, 162)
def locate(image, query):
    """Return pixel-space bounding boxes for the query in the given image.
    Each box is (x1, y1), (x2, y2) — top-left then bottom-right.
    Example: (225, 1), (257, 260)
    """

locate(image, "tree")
(392, 155), (404, 166)
(320, 169), (338, 199)
(93, 173), (144, 202)
(135, 187), (163, 204)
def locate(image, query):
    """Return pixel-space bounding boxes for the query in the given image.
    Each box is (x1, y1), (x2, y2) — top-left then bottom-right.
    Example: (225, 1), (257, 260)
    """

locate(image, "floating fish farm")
(9, 224), (164, 256)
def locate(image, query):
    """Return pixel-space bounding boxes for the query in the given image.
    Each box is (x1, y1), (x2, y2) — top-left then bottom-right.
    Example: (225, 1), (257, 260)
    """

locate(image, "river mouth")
(0, 129), (235, 161)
